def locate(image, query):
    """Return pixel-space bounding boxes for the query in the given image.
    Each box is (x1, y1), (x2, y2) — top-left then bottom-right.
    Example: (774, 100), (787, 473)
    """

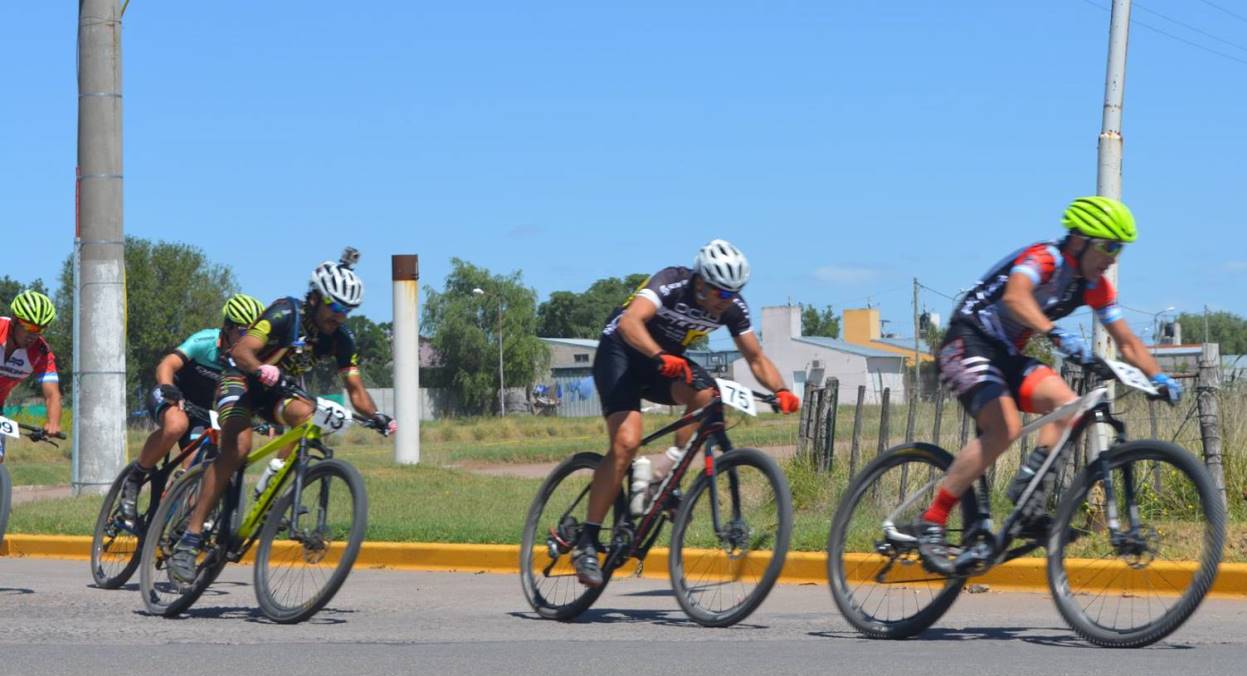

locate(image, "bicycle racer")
(169, 250), (396, 583)
(0, 290), (61, 462)
(917, 196), (1182, 575)
(118, 293), (267, 521)
(572, 239), (801, 588)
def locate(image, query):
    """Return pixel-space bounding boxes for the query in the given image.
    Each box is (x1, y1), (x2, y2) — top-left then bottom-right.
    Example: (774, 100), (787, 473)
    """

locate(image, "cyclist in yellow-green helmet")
(1, 290), (61, 461)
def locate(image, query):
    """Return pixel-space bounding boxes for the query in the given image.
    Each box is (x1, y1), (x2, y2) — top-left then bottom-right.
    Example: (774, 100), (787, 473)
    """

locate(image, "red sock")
(923, 487), (959, 526)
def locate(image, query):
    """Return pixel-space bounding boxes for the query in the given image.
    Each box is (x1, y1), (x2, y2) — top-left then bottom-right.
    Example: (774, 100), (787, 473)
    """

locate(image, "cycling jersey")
(170, 328), (225, 409)
(243, 297), (360, 377)
(600, 267), (752, 354)
(953, 241), (1123, 352)
(0, 316), (58, 405)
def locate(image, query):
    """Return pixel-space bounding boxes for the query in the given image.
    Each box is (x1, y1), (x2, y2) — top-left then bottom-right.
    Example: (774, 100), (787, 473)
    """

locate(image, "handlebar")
(274, 375), (391, 436)
(18, 423), (66, 446)
(1080, 357), (1173, 404)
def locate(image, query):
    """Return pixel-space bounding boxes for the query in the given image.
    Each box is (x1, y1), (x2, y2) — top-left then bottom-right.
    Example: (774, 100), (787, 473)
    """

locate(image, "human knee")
(280, 398), (313, 426)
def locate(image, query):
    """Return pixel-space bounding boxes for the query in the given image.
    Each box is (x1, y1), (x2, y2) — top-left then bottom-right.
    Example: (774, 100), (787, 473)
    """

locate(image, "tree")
(423, 258), (549, 414)
(303, 314), (394, 394)
(1176, 311), (1247, 354)
(801, 304), (840, 338)
(536, 273), (648, 339)
(52, 237), (238, 411)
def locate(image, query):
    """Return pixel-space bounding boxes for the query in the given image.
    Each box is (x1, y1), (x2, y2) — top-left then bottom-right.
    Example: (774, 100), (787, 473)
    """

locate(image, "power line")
(1079, 0), (1247, 68)
(1198, 0), (1247, 26)
(1134, 1), (1247, 54)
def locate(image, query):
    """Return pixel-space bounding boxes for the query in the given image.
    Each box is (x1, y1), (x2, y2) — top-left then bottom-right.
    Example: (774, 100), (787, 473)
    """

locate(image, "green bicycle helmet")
(222, 293), (266, 327)
(1062, 196), (1137, 243)
(10, 290), (56, 326)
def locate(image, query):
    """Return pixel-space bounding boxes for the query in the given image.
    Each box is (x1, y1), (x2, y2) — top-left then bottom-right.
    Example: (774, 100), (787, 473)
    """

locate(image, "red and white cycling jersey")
(0, 316), (59, 405)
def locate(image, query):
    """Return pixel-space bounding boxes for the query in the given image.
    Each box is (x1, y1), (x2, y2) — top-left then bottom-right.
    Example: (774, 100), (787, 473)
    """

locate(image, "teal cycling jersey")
(172, 328), (225, 408)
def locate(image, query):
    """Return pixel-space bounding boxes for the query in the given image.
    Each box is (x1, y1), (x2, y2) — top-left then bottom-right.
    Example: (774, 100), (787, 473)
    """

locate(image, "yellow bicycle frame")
(235, 420), (328, 542)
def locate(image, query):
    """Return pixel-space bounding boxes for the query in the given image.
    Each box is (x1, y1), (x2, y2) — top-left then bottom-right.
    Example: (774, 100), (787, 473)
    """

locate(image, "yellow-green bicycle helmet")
(10, 290), (56, 326)
(222, 293), (266, 327)
(1062, 196), (1137, 243)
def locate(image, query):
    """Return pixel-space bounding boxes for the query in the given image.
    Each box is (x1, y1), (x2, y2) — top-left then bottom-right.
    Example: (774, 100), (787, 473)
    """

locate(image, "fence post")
(928, 390), (946, 487)
(1148, 398), (1162, 494)
(822, 378), (840, 472)
(959, 405), (970, 447)
(797, 378), (817, 457)
(809, 387), (827, 465)
(904, 392), (917, 443)
(849, 385), (866, 478)
(1197, 343), (1227, 509)
(872, 388), (891, 499)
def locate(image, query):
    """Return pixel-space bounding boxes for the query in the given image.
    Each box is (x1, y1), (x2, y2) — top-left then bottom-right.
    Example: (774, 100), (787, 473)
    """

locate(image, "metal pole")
(391, 255), (420, 464)
(912, 277), (921, 400)
(1093, 0), (1131, 363)
(497, 300), (505, 416)
(75, 0), (127, 495)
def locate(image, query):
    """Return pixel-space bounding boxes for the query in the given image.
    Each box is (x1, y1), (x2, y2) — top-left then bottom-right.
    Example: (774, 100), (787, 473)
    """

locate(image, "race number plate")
(314, 398), (353, 434)
(715, 378), (758, 417)
(1103, 358), (1159, 396)
(209, 409), (221, 431)
(0, 415), (19, 439)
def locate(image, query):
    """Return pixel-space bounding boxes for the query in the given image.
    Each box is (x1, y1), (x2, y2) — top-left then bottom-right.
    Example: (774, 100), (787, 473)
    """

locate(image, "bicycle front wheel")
(1048, 440), (1226, 648)
(0, 463), (11, 549)
(253, 458), (368, 624)
(827, 443), (975, 639)
(90, 462), (145, 589)
(138, 465), (227, 616)
(669, 448), (793, 627)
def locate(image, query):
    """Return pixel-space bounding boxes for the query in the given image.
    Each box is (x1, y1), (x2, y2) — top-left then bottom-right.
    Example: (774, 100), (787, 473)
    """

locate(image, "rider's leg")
(253, 397), (314, 496)
(1006, 370), (1079, 503)
(123, 406), (191, 520)
(648, 381), (716, 480)
(574, 409), (643, 587)
(183, 415), (254, 537)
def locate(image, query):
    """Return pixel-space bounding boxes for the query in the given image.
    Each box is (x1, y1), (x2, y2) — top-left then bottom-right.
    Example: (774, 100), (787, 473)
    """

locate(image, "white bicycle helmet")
(693, 239), (750, 292)
(309, 247), (364, 308)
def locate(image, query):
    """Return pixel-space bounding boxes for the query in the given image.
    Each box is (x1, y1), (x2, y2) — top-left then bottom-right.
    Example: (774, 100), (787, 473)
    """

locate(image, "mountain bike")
(827, 358), (1225, 648)
(0, 416), (67, 548)
(520, 378), (794, 627)
(89, 403), (269, 589)
(138, 381), (384, 622)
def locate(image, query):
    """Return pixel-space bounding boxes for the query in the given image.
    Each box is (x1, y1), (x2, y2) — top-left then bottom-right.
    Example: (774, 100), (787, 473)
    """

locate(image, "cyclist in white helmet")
(168, 248), (396, 583)
(572, 239), (801, 588)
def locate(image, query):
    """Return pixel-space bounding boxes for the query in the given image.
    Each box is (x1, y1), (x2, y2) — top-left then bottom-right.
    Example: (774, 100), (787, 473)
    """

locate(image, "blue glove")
(1046, 327), (1093, 364)
(1151, 373), (1183, 404)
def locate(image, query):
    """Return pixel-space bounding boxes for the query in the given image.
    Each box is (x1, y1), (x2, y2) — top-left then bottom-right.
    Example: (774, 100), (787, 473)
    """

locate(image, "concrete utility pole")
(392, 255), (420, 464)
(1093, 0), (1131, 362)
(73, 0), (127, 495)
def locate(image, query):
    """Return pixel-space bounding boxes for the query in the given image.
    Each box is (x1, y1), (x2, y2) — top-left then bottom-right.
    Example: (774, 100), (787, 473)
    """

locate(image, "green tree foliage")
(800, 304), (840, 338)
(423, 258), (549, 414)
(302, 315), (394, 394)
(536, 273), (648, 338)
(1176, 311), (1247, 354)
(52, 237), (238, 411)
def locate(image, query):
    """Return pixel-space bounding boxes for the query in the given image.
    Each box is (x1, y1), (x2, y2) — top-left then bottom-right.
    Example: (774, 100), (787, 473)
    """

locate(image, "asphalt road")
(1, 557), (1245, 675)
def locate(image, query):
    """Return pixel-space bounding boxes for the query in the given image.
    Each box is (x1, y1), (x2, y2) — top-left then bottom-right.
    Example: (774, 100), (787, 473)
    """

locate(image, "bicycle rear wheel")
(253, 458), (368, 623)
(519, 452), (626, 621)
(668, 448), (793, 627)
(90, 461), (146, 589)
(138, 465), (228, 616)
(0, 463), (11, 549)
(1048, 441), (1225, 648)
(827, 443), (975, 639)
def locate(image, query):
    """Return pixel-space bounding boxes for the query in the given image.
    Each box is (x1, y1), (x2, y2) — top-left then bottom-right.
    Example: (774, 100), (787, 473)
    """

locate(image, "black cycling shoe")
(572, 543), (604, 589)
(120, 472), (144, 524)
(1016, 513), (1053, 541)
(168, 537), (201, 585)
(916, 520), (956, 576)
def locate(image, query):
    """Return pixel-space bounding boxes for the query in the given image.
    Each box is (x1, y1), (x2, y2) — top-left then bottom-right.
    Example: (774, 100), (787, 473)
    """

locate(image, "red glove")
(775, 389), (800, 414)
(654, 351), (693, 384)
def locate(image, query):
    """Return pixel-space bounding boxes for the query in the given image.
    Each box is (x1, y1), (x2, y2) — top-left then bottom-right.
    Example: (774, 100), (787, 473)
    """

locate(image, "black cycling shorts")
(937, 321), (1057, 417)
(592, 334), (715, 417)
(214, 369), (297, 425)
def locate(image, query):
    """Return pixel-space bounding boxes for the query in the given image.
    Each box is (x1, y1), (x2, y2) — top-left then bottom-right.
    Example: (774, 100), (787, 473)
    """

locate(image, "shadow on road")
(810, 626), (1194, 649)
(509, 608), (767, 630)
(133, 605), (355, 625)
(0, 587), (35, 596)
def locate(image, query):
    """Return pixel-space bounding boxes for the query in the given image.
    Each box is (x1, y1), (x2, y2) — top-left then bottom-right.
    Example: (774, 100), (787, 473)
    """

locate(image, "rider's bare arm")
(1105, 318), (1162, 378)
(733, 332), (786, 392)
(41, 380), (62, 436)
(342, 372), (378, 417)
(154, 352), (186, 386)
(616, 296), (666, 359)
(1002, 272), (1058, 334)
(229, 333), (266, 374)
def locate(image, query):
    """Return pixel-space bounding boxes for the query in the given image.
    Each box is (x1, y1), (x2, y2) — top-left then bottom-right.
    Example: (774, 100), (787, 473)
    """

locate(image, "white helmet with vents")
(309, 247), (364, 308)
(693, 239), (750, 292)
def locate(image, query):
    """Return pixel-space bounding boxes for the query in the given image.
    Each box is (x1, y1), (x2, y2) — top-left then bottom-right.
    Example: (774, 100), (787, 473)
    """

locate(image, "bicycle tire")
(253, 458), (368, 623)
(668, 447), (793, 627)
(1047, 440), (1226, 648)
(827, 442), (975, 639)
(519, 451), (626, 621)
(90, 461), (144, 589)
(0, 463), (11, 549)
(138, 464), (228, 617)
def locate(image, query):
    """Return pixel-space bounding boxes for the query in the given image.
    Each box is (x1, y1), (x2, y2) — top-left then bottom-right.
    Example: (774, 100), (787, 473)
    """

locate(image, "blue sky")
(4, 1), (1246, 350)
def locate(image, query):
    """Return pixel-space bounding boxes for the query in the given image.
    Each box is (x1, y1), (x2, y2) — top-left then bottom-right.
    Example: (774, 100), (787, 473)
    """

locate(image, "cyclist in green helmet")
(119, 293), (267, 521)
(1, 290), (61, 462)
(915, 196), (1182, 575)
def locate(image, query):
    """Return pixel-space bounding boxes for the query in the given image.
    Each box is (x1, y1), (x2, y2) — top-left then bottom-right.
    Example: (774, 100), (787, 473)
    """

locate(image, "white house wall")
(728, 340), (904, 405)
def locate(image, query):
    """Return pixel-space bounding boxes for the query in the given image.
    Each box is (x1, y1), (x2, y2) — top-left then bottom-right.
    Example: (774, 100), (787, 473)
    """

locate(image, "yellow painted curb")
(5, 534), (1246, 598)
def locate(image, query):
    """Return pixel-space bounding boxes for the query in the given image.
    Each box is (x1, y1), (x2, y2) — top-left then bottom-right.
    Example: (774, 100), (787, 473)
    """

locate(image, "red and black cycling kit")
(594, 267), (753, 416)
(0, 316), (58, 406)
(939, 241), (1122, 416)
(215, 297), (360, 424)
